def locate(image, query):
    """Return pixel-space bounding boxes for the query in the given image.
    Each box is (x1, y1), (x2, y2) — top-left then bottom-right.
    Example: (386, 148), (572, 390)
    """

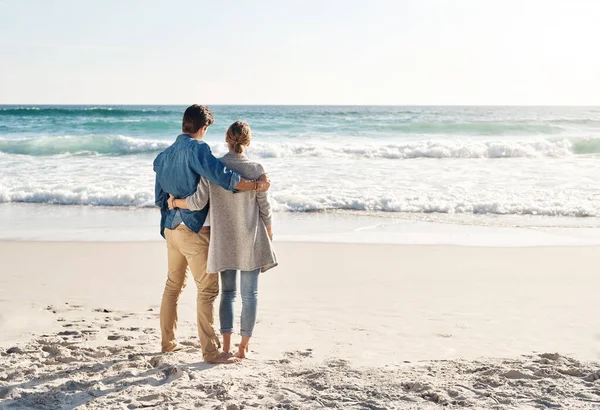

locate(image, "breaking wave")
(1, 136), (600, 158)
(0, 187), (597, 217)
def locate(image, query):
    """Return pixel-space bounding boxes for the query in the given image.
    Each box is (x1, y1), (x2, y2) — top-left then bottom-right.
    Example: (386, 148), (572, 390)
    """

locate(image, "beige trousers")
(160, 224), (221, 360)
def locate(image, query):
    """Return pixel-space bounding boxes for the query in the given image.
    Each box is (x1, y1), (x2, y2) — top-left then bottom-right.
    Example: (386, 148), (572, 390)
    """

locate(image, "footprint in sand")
(326, 358), (349, 368)
(84, 349), (108, 359)
(136, 393), (162, 406)
(283, 349), (314, 359)
(57, 330), (80, 336)
(6, 347), (24, 355)
(42, 345), (63, 355)
(107, 334), (134, 341)
(503, 369), (539, 380)
(149, 355), (166, 368)
(162, 365), (184, 382)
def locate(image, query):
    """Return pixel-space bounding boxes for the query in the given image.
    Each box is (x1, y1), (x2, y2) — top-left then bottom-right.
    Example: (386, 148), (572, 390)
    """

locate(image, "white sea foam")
(270, 195), (600, 217)
(0, 135), (172, 156)
(1, 135), (599, 158)
(0, 188), (154, 207)
(1, 135), (599, 219)
(247, 138), (573, 159)
(1, 183), (598, 217)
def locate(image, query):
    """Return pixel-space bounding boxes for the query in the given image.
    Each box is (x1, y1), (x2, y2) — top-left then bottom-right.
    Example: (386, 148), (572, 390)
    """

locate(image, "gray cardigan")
(186, 152), (278, 274)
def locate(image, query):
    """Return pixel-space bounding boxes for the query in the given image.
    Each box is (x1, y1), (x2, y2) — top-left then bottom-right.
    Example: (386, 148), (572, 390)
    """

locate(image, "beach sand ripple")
(1, 306), (599, 410)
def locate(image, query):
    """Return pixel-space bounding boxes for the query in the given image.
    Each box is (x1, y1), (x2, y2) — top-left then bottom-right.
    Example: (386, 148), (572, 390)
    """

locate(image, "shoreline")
(2, 203), (600, 246)
(3, 240), (600, 249)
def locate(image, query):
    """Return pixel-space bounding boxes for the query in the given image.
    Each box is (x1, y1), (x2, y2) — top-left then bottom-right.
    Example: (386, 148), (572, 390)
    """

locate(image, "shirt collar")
(176, 134), (192, 142)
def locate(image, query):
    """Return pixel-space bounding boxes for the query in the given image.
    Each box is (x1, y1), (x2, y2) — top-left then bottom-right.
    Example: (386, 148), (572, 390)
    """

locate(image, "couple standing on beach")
(153, 105), (278, 364)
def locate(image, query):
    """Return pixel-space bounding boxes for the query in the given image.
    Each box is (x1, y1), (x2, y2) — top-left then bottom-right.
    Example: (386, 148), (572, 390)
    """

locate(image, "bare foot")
(236, 345), (249, 359)
(161, 343), (184, 353)
(206, 352), (241, 364)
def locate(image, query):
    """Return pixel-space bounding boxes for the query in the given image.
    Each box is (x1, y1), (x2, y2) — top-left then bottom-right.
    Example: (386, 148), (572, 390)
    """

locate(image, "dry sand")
(1, 241), (600, 409)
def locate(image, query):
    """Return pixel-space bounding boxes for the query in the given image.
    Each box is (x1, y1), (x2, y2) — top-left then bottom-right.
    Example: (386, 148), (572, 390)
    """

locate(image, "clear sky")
(1, 0), (599, 105)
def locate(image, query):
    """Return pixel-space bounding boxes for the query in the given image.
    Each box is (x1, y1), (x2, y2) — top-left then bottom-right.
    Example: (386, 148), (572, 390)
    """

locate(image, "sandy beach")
(3, 0), (600, 407)
(1, 240), (599, 409)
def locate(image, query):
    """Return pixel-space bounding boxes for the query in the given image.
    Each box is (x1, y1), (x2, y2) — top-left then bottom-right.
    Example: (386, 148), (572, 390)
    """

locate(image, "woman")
(169, 120), (277, 359)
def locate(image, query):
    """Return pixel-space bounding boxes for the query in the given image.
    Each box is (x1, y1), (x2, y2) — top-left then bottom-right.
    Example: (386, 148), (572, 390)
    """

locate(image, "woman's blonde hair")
(226, 120), (252, 154)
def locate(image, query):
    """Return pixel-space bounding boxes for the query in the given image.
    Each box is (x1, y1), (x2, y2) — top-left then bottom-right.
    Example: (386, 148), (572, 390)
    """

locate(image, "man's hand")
(168, 194), (176, 210)
(257, 174), (270, 192)
(266, 225), (273, 241)
(235, 174), (270, 191)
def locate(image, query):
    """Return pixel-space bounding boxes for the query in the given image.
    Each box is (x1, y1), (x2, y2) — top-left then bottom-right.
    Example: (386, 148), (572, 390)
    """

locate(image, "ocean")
(1, 105), (600, 242)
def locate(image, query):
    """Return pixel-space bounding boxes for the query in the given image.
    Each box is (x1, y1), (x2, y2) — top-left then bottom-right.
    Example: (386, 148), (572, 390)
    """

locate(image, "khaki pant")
(160, 224), (221, 360)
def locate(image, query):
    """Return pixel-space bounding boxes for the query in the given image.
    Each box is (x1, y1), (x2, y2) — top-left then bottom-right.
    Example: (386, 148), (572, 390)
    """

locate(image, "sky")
(1, 0), (599, 105)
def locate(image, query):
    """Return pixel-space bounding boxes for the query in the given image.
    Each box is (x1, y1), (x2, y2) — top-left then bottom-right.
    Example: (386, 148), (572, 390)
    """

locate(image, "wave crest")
(0, 136), (171, 156)
(244, 138), (600, 159)
(0, 107), (174, 117)
(269, 195), (598, 217)
(1, 136), (599, 158)
(1, 187), (597, 217)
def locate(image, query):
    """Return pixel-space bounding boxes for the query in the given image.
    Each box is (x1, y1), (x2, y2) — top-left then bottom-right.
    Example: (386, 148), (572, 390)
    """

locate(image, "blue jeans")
(219, 269), (260, 337)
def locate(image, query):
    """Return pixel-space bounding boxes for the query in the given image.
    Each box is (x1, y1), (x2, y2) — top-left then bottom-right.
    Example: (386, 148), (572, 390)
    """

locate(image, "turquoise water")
(1, 105), (599, 218)
(2, 105), (600, 146)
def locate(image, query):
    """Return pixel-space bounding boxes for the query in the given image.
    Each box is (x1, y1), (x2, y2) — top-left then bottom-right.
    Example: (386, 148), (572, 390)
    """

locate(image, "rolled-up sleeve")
(190, 143), (241, 192)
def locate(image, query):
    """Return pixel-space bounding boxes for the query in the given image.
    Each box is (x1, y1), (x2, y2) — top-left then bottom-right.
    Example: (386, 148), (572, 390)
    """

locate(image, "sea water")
(1, 105), (599, 242)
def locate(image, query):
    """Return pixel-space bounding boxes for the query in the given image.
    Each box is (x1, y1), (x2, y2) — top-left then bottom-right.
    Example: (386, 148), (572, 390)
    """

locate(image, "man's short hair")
(182, 104), (214, 134)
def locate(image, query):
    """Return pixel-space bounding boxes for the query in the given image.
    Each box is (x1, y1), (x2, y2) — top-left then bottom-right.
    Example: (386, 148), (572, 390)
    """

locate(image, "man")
(154, 104), (269, 364)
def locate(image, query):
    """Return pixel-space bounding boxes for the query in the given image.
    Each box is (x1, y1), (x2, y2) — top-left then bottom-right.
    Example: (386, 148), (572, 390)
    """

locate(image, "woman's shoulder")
(227, 153), (266, 169)
(219, 153), (266, 178)
(218, 152), (240, 167)
(243, 157), (266, 175)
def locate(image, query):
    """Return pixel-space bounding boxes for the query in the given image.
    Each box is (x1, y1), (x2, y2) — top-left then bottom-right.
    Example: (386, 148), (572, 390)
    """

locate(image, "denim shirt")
(153, 134), (241, 238)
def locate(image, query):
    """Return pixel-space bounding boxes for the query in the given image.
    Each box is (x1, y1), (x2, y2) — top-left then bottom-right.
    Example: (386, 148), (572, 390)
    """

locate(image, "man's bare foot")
(161, 343), (184, 353)
(236, 344), (249, 359)
(206, 352), (241, 364)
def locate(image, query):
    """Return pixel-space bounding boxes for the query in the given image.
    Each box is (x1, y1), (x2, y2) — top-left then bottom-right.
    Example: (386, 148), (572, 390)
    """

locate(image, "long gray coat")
(186, 152), (278, 274)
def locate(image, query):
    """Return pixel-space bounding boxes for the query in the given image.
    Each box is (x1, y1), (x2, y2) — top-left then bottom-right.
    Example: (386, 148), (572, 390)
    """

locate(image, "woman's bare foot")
(235, 336), (251, 359)
(236, 344), (249, 359)
(206, 351), (241, 364)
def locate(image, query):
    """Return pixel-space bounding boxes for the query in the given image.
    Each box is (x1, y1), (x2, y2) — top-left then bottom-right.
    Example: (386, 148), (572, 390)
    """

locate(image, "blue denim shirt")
(153, 134), (241, 238)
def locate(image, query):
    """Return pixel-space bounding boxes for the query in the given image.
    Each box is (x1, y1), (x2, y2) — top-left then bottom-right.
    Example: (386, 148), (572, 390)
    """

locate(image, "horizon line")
(1, 103), (600, 107)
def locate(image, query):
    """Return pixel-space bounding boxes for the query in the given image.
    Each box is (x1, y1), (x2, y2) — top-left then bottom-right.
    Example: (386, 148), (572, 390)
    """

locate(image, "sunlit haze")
(1, 0), (599, 104)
